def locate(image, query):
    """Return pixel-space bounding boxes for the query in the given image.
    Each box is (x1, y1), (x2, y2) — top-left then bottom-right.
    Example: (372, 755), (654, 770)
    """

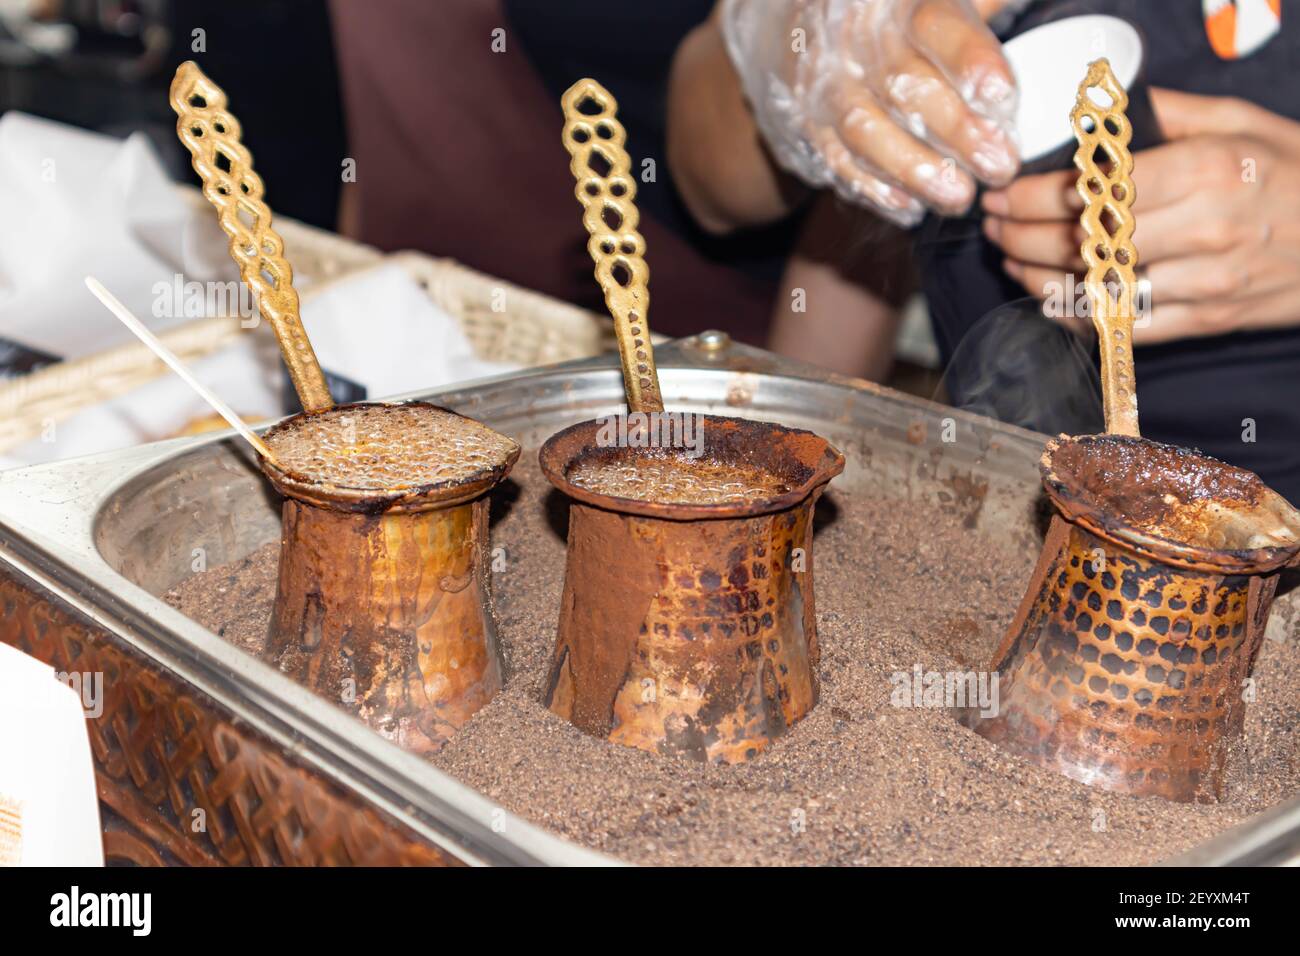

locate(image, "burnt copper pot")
(964, 434), (1300, 802)
(260, 402), (520, 757)
(538, 414), (844, 763)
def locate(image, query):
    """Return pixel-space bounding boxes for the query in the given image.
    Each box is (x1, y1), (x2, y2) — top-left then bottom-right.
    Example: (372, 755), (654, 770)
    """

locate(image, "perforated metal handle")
(561, 79), (663, 414)
(170, 61), (333, 412)
(1072, 58), (1140, 437)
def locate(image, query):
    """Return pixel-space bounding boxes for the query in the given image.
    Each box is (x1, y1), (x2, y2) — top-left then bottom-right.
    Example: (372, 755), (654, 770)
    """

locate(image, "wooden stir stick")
(169, 61), (333, 413)
(85, 277), (279, 464)
(1072, 59), (1141, 436)
(561, 79), (664, 414)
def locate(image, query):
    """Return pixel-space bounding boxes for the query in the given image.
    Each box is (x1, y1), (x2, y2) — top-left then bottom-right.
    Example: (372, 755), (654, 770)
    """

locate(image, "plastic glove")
(721, 0), (1021, 226)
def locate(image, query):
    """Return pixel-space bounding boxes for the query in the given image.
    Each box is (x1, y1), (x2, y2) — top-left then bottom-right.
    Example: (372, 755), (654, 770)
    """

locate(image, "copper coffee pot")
(170, 63), (517, 754)
(258, 402), (517, 756)
(539, 80), (843, 763)
(962, 61), (1300, 801)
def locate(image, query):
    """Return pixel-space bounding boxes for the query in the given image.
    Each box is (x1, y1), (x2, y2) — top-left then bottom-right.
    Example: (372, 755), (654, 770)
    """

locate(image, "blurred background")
(0, 0), (959, 470)
(0, 0), (345, 225)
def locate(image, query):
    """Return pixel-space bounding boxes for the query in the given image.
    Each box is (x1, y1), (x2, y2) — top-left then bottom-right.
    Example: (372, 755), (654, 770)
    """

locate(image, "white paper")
(0, 328), (284, 470)
(0, 111), (234, 359)
(0, 642), (103, 867)
(299, 262), (518, 400)
(0, 115), (521, 470)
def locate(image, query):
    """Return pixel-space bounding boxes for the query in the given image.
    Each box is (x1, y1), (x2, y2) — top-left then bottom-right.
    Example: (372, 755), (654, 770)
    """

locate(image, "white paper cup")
(1003, 15), (1154, 170)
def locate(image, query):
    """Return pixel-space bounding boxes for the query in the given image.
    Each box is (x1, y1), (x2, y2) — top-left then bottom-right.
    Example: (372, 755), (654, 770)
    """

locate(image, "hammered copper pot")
(538, 414), (844, 764)
(260, 401), (520, 757)
(964, 434), (1300, 802)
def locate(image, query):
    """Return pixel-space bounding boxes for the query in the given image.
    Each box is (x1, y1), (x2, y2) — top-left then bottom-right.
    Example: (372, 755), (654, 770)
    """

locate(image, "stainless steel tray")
(1, 334), (1296, 865)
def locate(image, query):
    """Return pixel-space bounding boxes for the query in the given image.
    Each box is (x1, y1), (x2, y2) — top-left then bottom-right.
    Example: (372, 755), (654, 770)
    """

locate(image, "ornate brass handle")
(561, 78), (664, 414)
(169, 61), (333, 412)
(1072, 58), (1140, 437)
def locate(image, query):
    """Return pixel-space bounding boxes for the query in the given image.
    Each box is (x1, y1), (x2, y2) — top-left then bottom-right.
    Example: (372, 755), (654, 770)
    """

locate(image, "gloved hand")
(720, 0), (1021, 226)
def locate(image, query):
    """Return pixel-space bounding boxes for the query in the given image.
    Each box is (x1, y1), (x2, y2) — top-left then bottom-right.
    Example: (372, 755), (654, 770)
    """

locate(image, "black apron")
(917, 0), (1300, 503)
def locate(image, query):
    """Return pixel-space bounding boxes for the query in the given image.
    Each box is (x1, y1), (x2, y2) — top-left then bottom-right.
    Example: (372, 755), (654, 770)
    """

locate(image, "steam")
(937, 298), (1104, 436)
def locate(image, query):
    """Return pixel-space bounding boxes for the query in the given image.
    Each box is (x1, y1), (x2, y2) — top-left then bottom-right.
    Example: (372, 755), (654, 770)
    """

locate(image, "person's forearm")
(671, 0), (1022, 232)
(770, 260), (902, 381)
(666, 12), (806, 233)
(767, 195), (916, 380)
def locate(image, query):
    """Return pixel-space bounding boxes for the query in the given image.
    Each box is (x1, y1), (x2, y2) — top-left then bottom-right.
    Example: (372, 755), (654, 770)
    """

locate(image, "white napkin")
(0, 112), (518, 468)
(0, 264), (520, 469)
(0, 327), (285, 470)
(0, 111), (234, 360)
(0, 642), (103, 866)
(298, 262), (518, 400)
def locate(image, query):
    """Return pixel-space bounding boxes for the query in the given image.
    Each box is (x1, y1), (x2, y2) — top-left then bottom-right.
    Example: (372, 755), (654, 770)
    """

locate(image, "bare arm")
(666, 10), (807, 234)
(769, 194), (916, 380)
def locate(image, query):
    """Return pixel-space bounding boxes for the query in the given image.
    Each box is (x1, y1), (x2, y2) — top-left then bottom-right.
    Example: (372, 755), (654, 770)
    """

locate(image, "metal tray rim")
(2, 336), (1296, 866)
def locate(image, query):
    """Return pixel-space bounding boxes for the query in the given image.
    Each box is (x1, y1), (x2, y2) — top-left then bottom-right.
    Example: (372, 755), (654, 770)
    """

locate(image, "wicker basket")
(365, 251), (611, 367)
(0, 190), (612, 455)
(0, 315), (247, 453)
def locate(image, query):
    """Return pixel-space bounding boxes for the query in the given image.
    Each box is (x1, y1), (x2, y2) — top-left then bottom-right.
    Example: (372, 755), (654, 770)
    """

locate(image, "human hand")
(982, 89), (1300, 343)
(720, 0), (1020, 226)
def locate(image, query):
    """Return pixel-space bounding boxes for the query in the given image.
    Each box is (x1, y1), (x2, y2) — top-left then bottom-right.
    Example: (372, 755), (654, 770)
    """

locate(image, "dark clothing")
(919, 0), (1300, 504)
(330, 0), (792, 344)
(504, 0), (795, 290)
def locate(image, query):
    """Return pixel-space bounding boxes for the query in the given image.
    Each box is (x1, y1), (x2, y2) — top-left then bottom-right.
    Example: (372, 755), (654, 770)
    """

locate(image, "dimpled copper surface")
(545, 500), (822, 764)
(268, 493), (504, 757)
(966, 435), (1300, 802)
(540, 415), (844, 763)
(968, 517), (1266, 801)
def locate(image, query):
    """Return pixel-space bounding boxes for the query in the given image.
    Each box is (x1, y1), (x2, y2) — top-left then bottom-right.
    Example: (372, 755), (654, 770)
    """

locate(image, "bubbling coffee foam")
(266, 404), (516, 491)
(567, 451), (789, 505)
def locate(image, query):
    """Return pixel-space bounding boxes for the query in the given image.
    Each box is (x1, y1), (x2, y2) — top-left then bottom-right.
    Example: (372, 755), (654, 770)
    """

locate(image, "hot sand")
(166, 454), (1300, 865)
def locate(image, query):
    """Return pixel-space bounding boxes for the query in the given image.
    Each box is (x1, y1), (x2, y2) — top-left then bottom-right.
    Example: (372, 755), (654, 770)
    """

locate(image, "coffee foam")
(567, 451), (789, 505)
(266, 404), (516, 492)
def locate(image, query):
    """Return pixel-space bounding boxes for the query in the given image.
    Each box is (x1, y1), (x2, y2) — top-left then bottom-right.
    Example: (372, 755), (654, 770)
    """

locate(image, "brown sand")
(165, 455), (1300, 866)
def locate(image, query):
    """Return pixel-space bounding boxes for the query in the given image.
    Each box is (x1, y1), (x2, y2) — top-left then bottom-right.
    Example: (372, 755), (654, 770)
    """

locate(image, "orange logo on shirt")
(1204, 0), (1282, 59)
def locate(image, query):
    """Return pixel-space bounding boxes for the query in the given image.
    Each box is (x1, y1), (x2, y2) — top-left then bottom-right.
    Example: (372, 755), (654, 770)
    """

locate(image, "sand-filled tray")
(4, 338), (1298, 865)
(168, 453), (1300, 865)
